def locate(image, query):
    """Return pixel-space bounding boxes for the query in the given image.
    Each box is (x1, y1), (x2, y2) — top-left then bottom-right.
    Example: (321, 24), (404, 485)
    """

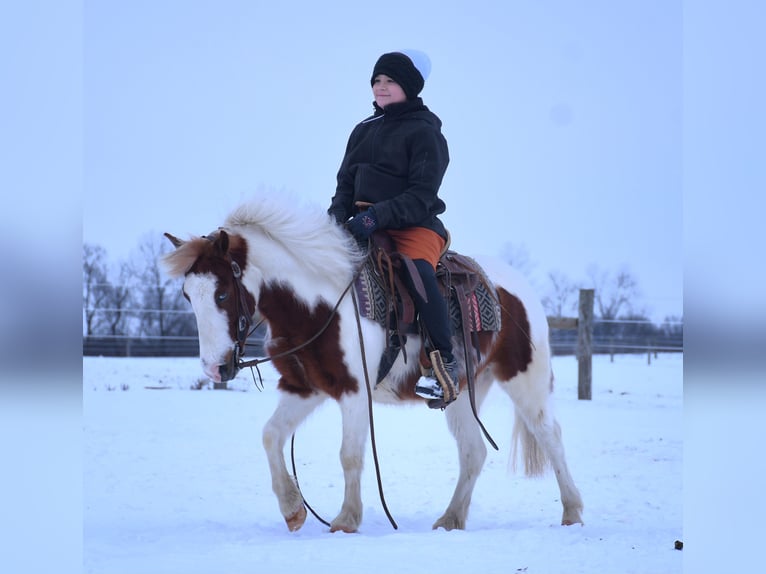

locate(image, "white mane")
(223, 193), (365, 284)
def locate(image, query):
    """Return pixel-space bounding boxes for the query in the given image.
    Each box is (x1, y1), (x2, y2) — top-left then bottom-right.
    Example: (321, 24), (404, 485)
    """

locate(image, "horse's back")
(470, 254), (549, 343)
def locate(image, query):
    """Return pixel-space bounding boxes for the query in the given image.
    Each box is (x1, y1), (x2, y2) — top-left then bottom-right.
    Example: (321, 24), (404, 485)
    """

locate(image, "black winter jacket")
(328, 98), (450, 241)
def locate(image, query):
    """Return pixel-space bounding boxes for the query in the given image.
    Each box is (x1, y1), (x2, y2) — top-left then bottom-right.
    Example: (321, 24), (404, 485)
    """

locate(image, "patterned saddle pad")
(353, 248), (502, 334)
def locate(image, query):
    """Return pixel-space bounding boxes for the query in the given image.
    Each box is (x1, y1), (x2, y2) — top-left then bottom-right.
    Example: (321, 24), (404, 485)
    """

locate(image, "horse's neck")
(243, 229), (353, 305)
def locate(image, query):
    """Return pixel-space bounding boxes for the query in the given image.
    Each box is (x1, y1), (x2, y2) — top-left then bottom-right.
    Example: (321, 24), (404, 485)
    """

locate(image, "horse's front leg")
(262, 391), (326, 532)
(329, 391), (370, 533)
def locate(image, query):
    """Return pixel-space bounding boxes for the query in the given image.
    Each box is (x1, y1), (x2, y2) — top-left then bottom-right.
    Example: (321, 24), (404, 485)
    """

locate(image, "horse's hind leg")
(505, 373), (584, 525)
(262, 391), (326, 532)
(513, 407), (584, 525)
(432, 374), (493, 531)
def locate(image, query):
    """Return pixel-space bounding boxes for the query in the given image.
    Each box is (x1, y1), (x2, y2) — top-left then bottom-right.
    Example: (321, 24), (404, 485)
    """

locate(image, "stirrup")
(414, 350), (458, 408)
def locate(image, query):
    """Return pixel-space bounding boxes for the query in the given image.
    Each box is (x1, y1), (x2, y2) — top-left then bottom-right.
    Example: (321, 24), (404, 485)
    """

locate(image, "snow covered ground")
(83, 353), (683, 574)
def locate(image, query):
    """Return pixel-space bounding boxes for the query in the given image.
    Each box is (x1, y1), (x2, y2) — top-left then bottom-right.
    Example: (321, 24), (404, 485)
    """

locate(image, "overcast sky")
(3, 7), (766, 567)
(80, 0), (682, 321)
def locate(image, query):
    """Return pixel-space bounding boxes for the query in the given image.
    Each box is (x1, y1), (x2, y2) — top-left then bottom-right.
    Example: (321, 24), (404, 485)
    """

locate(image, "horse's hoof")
(286, 505), (307, 532)
(561, 506), (584, 526)
(432, 515), (464, 531)
(561, 515), (584, 526)
(329, 524), (357, 533)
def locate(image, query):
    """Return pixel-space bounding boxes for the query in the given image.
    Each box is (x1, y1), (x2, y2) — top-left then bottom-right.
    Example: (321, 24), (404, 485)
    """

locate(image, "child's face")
(372, 74), (407, 108)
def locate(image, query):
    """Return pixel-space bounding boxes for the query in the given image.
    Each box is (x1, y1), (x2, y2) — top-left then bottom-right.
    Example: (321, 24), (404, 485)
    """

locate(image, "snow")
(83, 353), (683, 574)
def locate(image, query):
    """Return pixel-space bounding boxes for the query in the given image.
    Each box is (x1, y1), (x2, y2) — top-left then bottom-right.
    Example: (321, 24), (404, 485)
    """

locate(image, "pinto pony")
(162, 197), (583, 533)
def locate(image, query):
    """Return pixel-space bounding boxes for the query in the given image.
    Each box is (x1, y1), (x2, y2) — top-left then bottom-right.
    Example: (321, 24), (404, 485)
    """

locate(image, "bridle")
(229, 258), (254, 367)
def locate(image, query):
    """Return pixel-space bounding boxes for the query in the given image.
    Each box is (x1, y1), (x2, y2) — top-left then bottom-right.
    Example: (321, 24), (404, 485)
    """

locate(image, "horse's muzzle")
(218, 347), (241, 382)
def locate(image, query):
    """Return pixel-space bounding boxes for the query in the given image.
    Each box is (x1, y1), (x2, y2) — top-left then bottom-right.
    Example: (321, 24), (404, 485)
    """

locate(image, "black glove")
(346, 208), (378, 239)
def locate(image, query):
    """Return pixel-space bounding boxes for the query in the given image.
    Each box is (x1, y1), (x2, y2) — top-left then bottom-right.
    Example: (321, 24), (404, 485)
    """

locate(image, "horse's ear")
(164, 232), (184, 249)
(213, 229), (230, 256)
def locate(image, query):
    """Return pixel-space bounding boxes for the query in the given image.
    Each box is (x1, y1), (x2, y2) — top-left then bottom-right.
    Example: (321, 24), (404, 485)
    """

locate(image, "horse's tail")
(471, 254), (557, 477)
(511, 407), (551, 477)
(510, 364), (556, 477)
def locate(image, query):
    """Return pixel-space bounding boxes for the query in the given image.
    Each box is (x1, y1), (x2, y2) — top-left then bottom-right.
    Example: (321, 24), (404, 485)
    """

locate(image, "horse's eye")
(216, 292), (229, 304)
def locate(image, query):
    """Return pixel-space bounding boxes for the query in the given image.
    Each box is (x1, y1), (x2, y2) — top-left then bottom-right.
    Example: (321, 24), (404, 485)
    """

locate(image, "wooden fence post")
(577, 289), (594, 400)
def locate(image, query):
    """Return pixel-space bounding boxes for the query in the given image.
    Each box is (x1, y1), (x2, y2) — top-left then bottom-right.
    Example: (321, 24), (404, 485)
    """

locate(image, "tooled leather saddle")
(353, 231), (502, 383)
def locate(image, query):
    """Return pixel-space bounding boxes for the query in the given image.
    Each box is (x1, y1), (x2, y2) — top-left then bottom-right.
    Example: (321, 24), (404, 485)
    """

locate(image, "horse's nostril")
(219, 362), (238, 382)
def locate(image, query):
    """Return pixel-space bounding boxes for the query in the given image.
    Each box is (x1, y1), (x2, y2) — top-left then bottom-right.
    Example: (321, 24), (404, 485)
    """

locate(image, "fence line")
(546, 289), (683, 400)
(84, 289), (682, 400)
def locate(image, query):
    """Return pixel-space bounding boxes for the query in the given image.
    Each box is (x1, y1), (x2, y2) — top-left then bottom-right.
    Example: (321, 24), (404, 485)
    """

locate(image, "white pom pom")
(400, 49), (431, 80)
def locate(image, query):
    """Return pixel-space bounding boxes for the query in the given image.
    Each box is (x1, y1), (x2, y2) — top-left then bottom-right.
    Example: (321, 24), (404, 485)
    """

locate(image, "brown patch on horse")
(486, 287), (534, 381)
(163, 230), (254, 348)
(390, 368), (429, 402)
(258, 282), (358, 399)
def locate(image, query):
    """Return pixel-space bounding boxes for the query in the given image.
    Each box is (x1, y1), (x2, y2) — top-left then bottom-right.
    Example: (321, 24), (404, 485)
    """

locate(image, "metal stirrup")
(429, 349), (458, 405)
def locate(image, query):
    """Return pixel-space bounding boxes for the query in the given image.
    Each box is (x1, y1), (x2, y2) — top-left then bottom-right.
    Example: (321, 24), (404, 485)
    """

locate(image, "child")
(327, 50), (458, 407)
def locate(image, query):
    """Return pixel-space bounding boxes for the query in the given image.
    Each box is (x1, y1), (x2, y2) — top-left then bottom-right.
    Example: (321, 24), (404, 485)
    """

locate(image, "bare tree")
(585, 264), (640, 320)
(83, 243), (136, 336)
(128, 232), (196, 337)
(102, 262), (134, 336)
(542, 271), (579, 318)
(82, 243), (110, 336)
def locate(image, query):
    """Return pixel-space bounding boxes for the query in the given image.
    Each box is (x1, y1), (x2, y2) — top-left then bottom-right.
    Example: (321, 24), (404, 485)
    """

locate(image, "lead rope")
(351, 285), (398, 530)
(289, 434), (331, 528)
(238, 267), (363, 530)
(238, 257), (397, 529)
(283, 271), (397, 530)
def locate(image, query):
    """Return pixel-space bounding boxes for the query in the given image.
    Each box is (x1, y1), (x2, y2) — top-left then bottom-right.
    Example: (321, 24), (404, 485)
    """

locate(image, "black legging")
(403, 259), (455, 363)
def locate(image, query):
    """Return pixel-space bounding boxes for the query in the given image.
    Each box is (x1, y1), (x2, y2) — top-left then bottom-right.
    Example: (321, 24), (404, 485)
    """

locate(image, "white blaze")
(183, 273), (234, 382)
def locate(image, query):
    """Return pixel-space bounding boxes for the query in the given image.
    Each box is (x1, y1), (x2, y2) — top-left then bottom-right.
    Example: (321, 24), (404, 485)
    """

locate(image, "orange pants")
(386, 227), (446, 269)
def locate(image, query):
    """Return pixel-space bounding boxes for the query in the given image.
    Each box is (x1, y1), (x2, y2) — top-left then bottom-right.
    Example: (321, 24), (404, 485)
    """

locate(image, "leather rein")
(226, 255), (398, 530)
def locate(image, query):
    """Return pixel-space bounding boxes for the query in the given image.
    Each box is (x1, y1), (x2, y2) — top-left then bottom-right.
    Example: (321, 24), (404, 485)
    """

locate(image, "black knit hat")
(370, 52), (425, 100)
